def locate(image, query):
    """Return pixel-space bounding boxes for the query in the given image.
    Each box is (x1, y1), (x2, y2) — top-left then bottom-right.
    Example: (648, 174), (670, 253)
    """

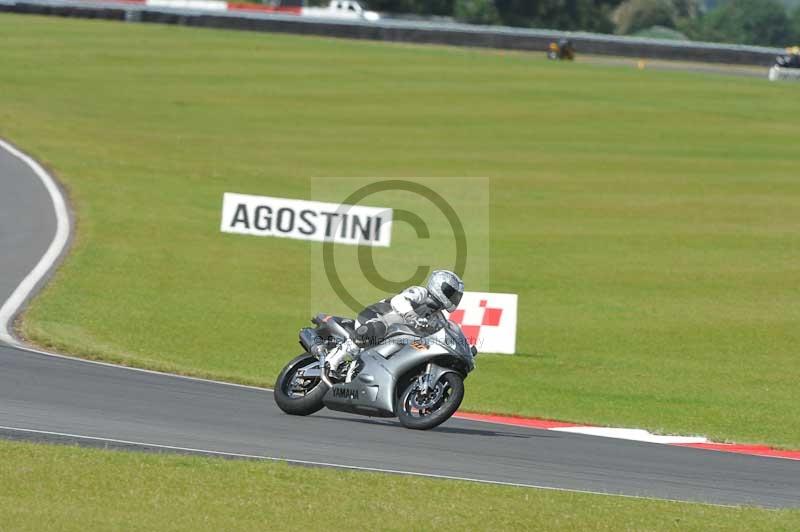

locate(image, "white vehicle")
(768, 66), (800, 82)
(768, 47), (800, 82)
(302, 1), (380, 22)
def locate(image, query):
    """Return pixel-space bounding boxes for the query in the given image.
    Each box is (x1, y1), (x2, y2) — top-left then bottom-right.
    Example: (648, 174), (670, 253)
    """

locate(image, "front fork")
(416, 363), (433, 395)
(317, 349), (334, 388)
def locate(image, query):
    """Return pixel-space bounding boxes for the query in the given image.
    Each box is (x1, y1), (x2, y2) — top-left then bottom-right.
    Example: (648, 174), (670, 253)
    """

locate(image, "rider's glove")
(404, 311), (428, 329)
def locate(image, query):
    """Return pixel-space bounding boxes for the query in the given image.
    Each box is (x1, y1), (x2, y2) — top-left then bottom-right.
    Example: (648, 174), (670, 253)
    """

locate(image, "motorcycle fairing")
(322, 324), (473, 417)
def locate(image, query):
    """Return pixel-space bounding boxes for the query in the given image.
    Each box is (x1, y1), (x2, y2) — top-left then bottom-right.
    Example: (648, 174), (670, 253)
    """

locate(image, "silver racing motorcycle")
(274, 313), (477, 430)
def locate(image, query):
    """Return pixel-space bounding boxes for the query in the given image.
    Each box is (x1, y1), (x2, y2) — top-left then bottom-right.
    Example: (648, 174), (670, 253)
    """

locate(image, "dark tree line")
(614, 0), (799, 47)
(366, 0), (455, 16)
(359, 0), (623, 31)
(493, 0), (624, 32)
(681, 0), (797, 47)
(310, 0), (800, 47)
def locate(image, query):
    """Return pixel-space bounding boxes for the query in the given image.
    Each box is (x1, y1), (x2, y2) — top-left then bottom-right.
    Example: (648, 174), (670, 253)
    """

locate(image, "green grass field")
(2, 14), (800, 449)
(1, 440), (798, 530)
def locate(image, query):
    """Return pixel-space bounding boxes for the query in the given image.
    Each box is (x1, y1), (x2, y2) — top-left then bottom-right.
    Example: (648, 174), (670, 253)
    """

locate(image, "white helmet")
(426, 270), (464, 312)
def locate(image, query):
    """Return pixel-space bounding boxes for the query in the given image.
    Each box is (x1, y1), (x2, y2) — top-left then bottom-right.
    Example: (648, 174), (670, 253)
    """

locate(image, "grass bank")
(1, 440), (798, 530)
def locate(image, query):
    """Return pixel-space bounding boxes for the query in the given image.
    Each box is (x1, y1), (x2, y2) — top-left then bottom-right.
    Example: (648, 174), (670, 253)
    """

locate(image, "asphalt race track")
(1, 143), (799, 509)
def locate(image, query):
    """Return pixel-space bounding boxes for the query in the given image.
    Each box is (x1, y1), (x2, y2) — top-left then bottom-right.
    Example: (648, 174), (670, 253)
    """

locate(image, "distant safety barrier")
(0, 0), (782, 66)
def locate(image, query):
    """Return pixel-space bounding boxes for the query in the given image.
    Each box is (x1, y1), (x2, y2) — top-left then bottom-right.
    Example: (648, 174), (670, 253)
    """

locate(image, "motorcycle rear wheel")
(273, 353), (327, 416)
(397, 372), (464, 430)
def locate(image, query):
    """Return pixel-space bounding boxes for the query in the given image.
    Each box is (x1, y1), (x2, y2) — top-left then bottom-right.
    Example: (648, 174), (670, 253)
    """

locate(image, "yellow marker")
(637, 60), (646, 70)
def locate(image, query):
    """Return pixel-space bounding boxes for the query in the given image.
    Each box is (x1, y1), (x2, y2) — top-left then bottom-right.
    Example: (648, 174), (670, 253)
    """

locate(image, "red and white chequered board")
(447, 291), (518, 354)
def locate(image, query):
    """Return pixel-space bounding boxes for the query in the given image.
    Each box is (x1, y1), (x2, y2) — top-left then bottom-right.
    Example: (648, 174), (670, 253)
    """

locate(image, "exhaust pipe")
(298, 327), (319, 352)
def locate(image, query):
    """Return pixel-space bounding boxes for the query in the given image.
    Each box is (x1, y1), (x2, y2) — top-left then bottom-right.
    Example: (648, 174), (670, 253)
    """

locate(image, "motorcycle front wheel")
(397, 372), (464, 430)
(273, 353), (327, 416)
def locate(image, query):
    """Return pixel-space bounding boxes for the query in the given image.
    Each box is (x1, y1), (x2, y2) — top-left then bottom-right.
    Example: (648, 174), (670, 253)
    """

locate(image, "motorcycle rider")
(325, 270), (465, 373)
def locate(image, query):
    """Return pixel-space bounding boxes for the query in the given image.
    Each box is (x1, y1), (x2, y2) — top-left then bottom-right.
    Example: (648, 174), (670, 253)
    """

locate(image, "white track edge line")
(0, 140), (270, 393)
(0, 141), (742, 446)
(0, 424), (737, 508)
(0, 141), (789, 459)
(0, 139), (70, 346)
